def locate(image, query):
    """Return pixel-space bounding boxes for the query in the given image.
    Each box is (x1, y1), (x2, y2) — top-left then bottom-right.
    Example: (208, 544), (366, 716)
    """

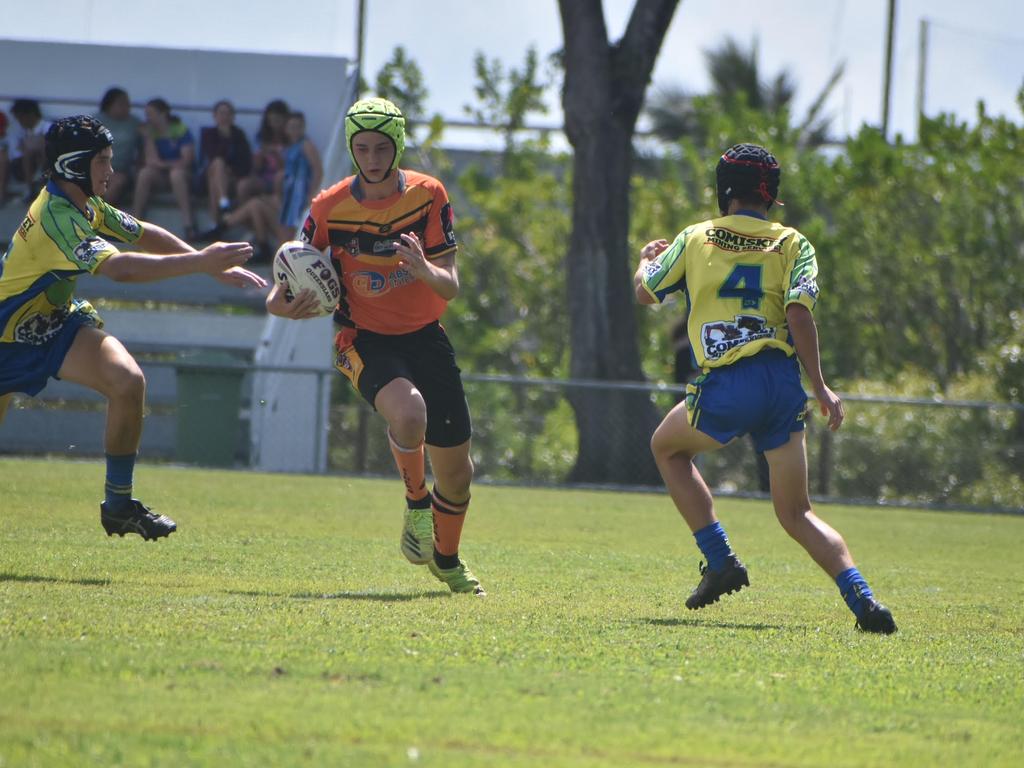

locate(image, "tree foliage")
(363, 46), (1024, 507)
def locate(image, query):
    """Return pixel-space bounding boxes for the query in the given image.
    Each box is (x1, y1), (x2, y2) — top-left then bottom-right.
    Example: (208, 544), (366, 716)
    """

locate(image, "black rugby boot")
(685, 555), (749, 609)
(100, 499), (177, 540)
(856, 600), (897, 634)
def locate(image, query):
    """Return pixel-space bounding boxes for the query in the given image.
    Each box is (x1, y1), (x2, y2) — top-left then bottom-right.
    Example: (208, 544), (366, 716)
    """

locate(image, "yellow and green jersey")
(641, 213), (819, 370)
(0, 181), (143, 345)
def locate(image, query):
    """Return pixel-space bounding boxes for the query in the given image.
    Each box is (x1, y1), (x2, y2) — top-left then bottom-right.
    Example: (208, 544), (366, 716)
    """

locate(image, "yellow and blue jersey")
(0, 181), (143, 345)
(641, 213), (819, 370)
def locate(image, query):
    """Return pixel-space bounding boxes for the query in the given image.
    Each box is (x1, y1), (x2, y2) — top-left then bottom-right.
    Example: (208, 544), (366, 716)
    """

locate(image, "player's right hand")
(265, 284), (323, 320)
(199, 241), (254, 273)
(640, 239), (670, 262)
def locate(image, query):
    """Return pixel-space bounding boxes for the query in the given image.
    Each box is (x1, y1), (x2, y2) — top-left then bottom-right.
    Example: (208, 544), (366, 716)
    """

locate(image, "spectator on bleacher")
(95, 87), (141, 205)
(198, 99), (252, 224)
(8, 99), (51, 202)
(236, 99), (288, 204)
(0, 108), (9, 204)
(199, 112), (321, 262)
(279, 111), (322, 239)
(132, 98), (196, 239)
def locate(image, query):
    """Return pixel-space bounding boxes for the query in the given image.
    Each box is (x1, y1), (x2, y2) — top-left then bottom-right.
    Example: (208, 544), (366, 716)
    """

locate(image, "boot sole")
(685, 573), (750, 610)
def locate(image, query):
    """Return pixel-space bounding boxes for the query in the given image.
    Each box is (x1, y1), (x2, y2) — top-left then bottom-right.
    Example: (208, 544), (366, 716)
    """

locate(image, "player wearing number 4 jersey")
(266, 97), (483, 595)
(635, 143), (895, 633)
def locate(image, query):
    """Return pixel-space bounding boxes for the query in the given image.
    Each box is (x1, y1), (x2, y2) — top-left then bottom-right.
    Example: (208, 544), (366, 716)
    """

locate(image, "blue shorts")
(0, 307), (98, 396)
(685, 349), (808, 452)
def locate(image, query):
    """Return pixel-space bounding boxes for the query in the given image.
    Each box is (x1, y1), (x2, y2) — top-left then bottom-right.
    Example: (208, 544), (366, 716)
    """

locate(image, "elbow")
(785, 303), (811, 326)
(98, 256), (144, 283)
(635, 285), (655, 305)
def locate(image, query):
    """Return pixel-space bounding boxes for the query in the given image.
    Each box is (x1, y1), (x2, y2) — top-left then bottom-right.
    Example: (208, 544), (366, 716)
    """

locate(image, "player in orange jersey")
(266, 97), (483, 595)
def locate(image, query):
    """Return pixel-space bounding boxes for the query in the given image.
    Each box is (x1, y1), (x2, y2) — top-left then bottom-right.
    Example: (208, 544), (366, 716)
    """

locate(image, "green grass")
(1, 457), (1022, 767)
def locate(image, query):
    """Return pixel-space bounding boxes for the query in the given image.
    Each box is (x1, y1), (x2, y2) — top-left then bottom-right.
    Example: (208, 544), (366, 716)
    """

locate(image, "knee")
(107, 362), (146, 404)
(389, 402), (427, 443)
(650, 424), (682, 463)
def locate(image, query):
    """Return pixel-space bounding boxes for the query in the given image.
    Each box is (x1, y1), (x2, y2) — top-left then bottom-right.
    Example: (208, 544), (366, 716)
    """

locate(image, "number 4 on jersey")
(718, 264), (764, 309)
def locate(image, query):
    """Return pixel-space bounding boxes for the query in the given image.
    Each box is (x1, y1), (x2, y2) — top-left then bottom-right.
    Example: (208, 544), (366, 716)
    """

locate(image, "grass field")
(1, 457), (1022, 767)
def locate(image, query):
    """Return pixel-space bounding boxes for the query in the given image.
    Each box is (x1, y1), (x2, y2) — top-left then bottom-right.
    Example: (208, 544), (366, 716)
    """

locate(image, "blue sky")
(6, 0), (1022, 145)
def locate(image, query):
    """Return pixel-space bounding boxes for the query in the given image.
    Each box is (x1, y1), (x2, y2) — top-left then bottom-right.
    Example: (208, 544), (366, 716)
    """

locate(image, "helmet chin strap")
(356, 165), (394, 184)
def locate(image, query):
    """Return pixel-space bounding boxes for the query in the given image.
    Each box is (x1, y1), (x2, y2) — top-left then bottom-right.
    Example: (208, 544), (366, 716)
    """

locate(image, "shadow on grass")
(0, 572), (111, 587)
(642, 617), (788, 632)
(226, 589), (445, 602)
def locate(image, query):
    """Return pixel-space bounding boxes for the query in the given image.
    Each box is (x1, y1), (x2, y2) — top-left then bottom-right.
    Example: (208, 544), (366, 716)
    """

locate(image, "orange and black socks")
(387, 431), (429, 505)
(432, 485), (469, 569)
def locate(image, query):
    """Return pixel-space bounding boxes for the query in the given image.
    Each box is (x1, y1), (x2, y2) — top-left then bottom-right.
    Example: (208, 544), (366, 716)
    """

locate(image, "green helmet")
(345, 97), (405, 177)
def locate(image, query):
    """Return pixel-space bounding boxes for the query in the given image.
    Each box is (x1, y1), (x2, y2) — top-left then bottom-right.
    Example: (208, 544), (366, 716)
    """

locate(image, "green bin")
(176, 351), (245, 467)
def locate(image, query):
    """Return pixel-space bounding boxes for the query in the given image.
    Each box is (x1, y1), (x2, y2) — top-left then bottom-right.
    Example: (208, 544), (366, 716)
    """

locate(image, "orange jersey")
(303, 169), (457, 335)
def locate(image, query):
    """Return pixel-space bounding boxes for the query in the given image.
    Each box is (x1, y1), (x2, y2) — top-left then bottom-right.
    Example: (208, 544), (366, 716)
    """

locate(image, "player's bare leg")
(765, 431), (896, 633)
(650, 400), (726, 532)
(764, 432), (853, 577)
(375, 378), (433, 564)
(59, 327), (145, 453)
(58, 327), (175, 540)
(651, 401), (748, 608)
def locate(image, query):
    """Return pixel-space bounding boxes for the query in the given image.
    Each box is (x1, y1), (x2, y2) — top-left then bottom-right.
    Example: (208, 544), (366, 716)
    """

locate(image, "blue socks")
(104, 453), (136, 510)
(693, 521), (734, 571)
(835, 567), (875, 619)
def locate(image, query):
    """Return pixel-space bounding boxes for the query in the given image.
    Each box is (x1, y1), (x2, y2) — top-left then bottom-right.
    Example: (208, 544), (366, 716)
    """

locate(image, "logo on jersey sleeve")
(300, 215), (317, 244)
(112, 209), (140, 236)
(440, 202), (456, 247)
(72, 237), (113, 268)
(643, 261), (663, 280)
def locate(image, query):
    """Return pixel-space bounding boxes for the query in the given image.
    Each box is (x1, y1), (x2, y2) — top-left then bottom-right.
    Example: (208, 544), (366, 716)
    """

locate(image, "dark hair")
(287, 111), (305, 122)
(213, 99), (235, 114)
(11, 98), (41, 118)
(99, 87), (129, 114)
(146, 98), (171, 115)
(257, 98), (290, 144)
(146, 97), (181, 125)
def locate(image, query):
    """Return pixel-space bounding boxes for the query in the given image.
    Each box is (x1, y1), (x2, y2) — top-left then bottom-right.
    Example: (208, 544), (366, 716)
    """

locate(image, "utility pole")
(916, 17), (929, 140)
(881, 0), (897, 140)
(355, 0), (366, 95)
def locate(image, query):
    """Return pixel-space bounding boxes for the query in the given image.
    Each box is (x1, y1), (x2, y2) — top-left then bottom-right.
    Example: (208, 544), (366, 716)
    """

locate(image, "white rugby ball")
(273, 241), (341, 316)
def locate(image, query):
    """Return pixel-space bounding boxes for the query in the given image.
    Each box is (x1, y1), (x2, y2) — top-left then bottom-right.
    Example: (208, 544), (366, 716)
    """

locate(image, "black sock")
(433, 550), (460, 570)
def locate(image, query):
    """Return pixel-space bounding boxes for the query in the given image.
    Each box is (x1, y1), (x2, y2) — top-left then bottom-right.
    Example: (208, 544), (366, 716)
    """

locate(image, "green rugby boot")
(400, 506), (434, 565)
(429, 559), (485, 596)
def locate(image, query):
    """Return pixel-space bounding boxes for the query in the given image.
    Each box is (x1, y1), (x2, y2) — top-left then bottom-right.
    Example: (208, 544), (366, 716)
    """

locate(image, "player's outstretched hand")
(266, 285), (323, 320)
(198, 241), (254, 274)
(640, 239), (670, 262)
(814, 384), (845, 431)
(215, 266), (268, 289)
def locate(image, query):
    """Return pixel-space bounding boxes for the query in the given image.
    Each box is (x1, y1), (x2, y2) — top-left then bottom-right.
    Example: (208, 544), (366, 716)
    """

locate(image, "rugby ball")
(273, 241), (341, 316)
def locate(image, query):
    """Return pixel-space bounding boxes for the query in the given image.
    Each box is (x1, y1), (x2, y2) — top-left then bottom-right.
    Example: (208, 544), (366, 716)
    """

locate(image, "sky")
(4, 0), (1023, 147)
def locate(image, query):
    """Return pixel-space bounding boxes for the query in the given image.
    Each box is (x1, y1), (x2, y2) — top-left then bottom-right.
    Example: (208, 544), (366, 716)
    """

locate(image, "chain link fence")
(327, 372), (1024, 514)
(5, 363), (1021, 514)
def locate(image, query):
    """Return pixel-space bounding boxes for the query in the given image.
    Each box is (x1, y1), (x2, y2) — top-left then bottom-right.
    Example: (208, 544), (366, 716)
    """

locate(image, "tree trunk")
(558, 0), (681, 484)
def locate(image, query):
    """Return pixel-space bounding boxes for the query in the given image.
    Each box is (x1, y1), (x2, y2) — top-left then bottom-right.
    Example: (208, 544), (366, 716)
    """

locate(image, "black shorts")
(334, 321), (472, 448)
